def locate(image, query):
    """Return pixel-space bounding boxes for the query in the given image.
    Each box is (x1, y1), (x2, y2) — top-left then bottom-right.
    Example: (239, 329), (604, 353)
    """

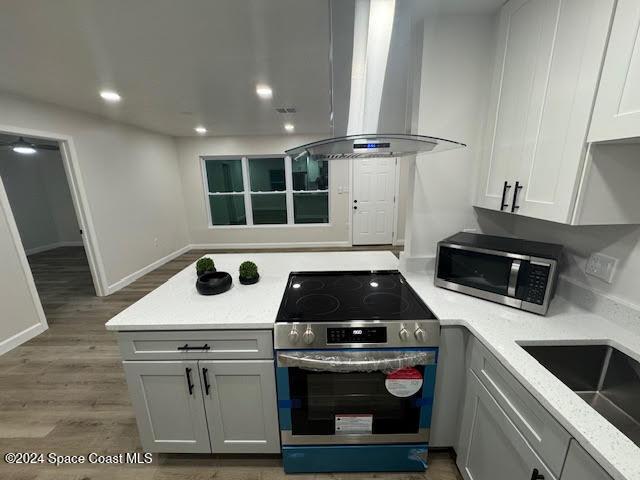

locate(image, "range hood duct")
(285, 133), (465, 160)
(286, 0), (466, 160)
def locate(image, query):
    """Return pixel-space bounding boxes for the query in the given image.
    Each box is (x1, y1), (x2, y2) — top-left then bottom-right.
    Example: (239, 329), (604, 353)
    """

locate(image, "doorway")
(351, 157), (398, 245)
(0, 130), (102, 304)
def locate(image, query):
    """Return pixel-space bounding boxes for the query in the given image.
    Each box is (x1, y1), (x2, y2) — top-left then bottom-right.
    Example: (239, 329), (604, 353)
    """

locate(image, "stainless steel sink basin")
(522, 344), (640, 447)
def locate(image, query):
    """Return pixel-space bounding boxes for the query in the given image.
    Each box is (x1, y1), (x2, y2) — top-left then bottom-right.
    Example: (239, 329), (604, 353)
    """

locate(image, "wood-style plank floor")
(0, 246), (461, 480)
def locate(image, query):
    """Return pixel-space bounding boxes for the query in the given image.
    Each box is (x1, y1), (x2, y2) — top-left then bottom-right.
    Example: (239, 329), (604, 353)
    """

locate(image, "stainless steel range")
(273, 270), (440, 473)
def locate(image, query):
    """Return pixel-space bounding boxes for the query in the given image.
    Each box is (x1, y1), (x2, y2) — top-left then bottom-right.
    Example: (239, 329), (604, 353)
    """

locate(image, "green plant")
(196, 257), (215, 275)
(239, 260), (258, 279)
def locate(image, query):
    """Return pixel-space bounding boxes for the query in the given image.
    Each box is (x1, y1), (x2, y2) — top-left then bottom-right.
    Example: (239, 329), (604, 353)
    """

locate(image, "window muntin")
(203, 156), (329, 227)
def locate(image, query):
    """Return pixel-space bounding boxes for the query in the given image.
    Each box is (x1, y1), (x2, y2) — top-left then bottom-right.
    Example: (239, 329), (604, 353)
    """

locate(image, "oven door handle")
(276, 350), (436, 373)
(508, 259), (522, 297)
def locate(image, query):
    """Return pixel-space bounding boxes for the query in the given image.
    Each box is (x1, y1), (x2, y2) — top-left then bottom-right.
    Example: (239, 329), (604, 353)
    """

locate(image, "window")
(203, 155), (329, 227)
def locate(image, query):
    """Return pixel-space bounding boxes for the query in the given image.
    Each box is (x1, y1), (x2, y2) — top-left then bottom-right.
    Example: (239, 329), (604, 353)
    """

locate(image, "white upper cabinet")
(476, 0), (615, 224)
(589, 0), (640, 143)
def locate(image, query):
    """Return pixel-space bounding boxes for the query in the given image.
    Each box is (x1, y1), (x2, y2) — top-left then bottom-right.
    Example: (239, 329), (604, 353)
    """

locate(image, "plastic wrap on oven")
(276, 350), (435, 373)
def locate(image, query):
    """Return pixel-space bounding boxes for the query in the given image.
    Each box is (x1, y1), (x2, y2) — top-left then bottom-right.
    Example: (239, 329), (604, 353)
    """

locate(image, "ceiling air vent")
(275, 107), (297, 114)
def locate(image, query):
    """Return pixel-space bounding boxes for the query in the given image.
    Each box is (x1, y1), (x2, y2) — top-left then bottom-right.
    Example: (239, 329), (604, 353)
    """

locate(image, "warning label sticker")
(335, 414), (373, 434)
(385, 367), (423, 397)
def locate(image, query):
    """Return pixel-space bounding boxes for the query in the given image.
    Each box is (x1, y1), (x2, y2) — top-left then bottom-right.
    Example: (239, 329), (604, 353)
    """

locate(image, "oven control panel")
(327, 327), (387, 344)
(274, 320), (440, 349)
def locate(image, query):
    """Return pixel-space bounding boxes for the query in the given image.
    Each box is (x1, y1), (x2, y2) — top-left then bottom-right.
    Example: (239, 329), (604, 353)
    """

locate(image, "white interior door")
(352, 158), (396, 245)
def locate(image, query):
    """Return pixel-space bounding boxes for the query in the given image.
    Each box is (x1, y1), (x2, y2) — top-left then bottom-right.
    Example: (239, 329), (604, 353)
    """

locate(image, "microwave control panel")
(525, 263), (550, 305)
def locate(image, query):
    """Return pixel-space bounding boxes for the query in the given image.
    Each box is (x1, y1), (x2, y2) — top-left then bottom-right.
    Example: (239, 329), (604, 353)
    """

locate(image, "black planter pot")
(239, 274), (260, 285)
(196, 271), (232, 295)
(196, 268), (216, 277)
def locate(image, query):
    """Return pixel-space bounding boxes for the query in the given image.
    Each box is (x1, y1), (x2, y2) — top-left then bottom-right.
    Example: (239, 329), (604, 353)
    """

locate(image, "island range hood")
(285, 133), (466, 160)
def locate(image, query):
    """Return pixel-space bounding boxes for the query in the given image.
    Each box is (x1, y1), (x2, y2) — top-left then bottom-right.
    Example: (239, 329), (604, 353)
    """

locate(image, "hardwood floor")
(0, 246), (462, 480)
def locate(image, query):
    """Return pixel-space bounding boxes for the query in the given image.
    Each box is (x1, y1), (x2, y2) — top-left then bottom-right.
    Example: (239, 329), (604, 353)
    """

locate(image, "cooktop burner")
(276, 270), (435, 322)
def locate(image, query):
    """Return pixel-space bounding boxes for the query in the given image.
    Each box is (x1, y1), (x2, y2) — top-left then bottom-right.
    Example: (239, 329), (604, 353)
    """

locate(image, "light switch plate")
(585, 253), (618, 283)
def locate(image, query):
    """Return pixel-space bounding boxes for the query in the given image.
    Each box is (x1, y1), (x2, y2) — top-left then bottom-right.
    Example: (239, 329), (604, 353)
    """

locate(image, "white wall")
(0, 93), (189, 292)
(0, 149), (80, 253)
(177, 135), (343, 246)
(403, 14), (497, 260)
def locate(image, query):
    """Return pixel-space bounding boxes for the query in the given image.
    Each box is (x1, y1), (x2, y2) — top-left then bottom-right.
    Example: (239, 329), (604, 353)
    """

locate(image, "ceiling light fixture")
(284, 123), (295, 133)
(13, 144), (37, 155)
(99, 90), (122, 103)
(256, 85), (273, 99)
(195, 126), (207, 134)
(12, 137), (37, 155)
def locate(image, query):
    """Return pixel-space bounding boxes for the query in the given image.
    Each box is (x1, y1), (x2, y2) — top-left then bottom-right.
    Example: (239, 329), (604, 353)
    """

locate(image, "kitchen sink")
(522, 344), (640, 447)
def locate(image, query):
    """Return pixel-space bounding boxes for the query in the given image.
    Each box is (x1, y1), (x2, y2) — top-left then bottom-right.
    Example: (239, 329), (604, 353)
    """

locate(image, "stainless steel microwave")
(434, 232), (563, 315)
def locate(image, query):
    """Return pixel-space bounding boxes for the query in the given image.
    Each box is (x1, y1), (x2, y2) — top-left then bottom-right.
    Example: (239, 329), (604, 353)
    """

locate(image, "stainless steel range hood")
(285, 133), (466, 160)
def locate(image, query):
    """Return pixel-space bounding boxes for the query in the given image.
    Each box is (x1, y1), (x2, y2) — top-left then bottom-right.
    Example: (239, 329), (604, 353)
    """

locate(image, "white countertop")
(105, 251), (400, 331)
(105, 251), (640, 479)
(404, 270), (640, 480)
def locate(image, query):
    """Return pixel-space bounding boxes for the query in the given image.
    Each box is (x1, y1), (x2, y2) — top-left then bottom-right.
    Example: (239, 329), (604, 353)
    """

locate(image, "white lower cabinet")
(457, 371), (556, 480)
(123, 359), (280, 454)
(200, 360), (280, 453)
(560, 441), (613, 480)
(123, 361), (211, 453)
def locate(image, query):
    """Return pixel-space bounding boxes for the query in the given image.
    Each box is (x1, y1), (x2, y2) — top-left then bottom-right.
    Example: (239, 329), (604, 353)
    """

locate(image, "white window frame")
(201, 155), (330, 228)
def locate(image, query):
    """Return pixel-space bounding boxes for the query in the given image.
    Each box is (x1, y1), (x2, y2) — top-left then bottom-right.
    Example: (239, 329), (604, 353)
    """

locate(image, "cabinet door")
(457, 371), (556, 480)
(123, 361), (211, 453)
(200, 360), (280, 453)
(514, 0), (614, 223)
(561, 440), (612, 480)
(589, 0), (640, 142)
(475, 0), (559, 212)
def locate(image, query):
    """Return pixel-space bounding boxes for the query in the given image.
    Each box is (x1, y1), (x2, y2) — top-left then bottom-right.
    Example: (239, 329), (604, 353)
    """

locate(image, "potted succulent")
(239, 260), (259, 285)
(195, 257), (216, 277)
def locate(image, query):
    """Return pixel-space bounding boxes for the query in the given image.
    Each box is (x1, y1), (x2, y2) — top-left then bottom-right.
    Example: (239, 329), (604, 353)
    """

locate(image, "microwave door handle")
(508, 259), (521, 297)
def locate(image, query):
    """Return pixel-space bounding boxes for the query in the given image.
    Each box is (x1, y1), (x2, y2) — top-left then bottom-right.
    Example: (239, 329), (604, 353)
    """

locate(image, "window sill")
(207, 223), (333, 230)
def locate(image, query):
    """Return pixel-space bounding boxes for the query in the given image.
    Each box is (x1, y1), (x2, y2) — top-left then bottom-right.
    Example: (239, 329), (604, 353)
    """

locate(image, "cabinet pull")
(202, 367), (211, 395)
(500, 181), (511, 211)
(511, 181), (523, 213)
(177, 343), (210, 351)
(185, 367), (194, 395)
(530, 468), (544, 480)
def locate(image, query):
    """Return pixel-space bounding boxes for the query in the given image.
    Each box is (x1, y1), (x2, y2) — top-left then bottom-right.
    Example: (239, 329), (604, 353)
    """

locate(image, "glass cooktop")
(275, 270), (436, 322)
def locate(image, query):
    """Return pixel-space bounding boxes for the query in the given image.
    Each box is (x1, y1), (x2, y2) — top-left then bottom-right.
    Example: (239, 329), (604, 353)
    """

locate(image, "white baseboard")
(106, 245), (191, 295)
(189, 241), (353, 250)
(26, 240), (84, 256)
(0, 323), (48, 356)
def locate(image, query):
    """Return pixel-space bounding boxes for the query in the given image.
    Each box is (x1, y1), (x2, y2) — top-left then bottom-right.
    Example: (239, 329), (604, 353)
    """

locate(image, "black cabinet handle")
(530, 468), (544, 480)
(353, 206), (358, 210)
(185, 367), (194, 395)
(511, 181), (523, 213)
(177, 343), (210, 351)
(500, 181), (511, 211)
(202, 368), (211, 395)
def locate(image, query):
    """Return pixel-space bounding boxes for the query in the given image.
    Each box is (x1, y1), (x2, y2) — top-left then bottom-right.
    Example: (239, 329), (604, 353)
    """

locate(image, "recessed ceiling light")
(256, 85), (273, 99)
(195, 126), (207, 134)
(100, 90), (121, 103)
(284, 123), (295, 132)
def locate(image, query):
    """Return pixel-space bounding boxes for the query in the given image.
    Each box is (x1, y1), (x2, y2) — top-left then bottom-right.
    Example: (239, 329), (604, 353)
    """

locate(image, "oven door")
(276, 349), (437, 445)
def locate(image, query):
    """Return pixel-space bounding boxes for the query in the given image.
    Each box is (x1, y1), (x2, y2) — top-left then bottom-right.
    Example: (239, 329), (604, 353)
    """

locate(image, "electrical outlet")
(463, 228), (478, 233)
(585, 253), (618, 283)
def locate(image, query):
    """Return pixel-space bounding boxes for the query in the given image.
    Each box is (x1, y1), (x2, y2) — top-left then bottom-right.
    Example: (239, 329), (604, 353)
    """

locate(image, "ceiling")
(0, 0), (334, 137)
(0, 0), (503, 138)
(0, 133), (58, 147)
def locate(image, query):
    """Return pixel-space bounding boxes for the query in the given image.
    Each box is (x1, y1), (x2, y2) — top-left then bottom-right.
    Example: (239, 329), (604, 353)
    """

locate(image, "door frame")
(349, 157), (401, 246)
(0, 124), (107, 297)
